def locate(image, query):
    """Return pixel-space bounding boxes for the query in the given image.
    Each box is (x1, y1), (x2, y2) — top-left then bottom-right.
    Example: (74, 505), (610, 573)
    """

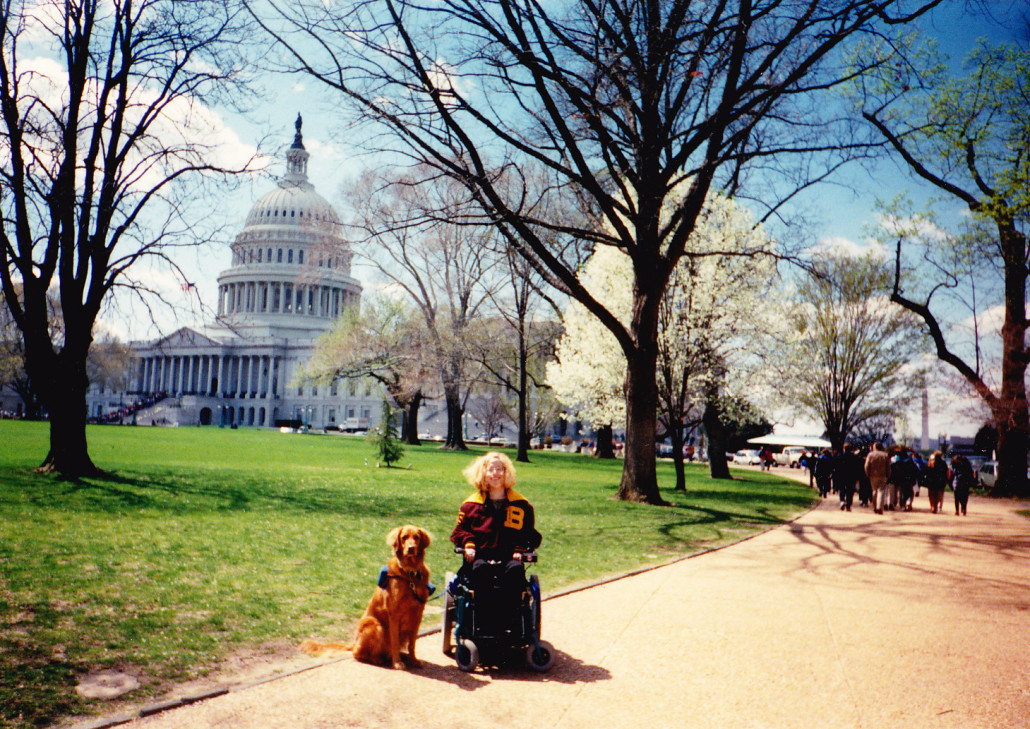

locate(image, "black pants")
(954, 486), (969, 514)
(462, 559), (526, 632)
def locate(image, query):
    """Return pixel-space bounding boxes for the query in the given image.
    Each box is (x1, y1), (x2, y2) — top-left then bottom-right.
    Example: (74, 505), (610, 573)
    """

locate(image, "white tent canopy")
(747, 434), (831, 449)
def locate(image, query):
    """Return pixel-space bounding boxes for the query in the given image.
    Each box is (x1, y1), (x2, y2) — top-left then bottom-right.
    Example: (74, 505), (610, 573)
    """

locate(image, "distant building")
(85, 115), (380, 430)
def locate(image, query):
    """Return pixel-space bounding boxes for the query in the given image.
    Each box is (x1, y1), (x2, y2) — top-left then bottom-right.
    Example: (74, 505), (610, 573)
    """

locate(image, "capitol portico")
(85, 116), (381, 430)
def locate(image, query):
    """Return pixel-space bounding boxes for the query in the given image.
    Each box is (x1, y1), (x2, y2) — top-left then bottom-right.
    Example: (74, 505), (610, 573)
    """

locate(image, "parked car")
(975, 460), (1030, 489)
(773, 446), (810, 468)
(732, 449), (763, 465)
(977, 461), (997, 489)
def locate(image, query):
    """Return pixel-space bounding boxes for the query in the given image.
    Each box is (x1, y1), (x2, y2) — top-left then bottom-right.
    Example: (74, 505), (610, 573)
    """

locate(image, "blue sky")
(161, 2), (1025, 299)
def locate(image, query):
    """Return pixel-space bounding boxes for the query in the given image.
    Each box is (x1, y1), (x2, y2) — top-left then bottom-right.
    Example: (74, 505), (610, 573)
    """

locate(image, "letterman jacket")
(450, 488), (542, 560)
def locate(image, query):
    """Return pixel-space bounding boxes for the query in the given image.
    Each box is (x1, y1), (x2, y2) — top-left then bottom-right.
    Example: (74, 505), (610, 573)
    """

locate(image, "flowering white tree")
(548, 194), (780, 487)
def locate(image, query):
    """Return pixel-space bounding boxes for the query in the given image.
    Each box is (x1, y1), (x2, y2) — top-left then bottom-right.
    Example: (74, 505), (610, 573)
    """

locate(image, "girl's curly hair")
(462, 451), (517, 493)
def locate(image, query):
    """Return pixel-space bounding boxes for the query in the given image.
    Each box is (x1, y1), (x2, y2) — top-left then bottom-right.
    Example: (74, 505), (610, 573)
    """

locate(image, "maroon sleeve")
(450, 501), (478, 548)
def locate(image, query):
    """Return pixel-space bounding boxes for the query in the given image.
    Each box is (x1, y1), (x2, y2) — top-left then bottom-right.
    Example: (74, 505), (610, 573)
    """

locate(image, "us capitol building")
(84, 117), (380, 430)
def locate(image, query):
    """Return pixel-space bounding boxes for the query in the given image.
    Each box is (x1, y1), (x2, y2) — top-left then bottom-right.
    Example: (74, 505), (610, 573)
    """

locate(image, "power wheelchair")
(441, 548), (555, 673)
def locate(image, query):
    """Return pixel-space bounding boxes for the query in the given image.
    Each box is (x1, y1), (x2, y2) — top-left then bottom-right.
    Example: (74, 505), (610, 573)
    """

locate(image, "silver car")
(732, 449), (763, 465)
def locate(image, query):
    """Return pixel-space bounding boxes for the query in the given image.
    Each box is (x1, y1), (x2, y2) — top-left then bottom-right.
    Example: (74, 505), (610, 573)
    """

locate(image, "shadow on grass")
(2, 467), (430, 519)
(0, 602), (86, 729)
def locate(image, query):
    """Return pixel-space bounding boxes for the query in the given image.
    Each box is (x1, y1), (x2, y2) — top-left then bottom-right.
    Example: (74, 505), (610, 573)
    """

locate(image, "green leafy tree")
(859, 39), (1030, 496)
(302, 296), (430, 444)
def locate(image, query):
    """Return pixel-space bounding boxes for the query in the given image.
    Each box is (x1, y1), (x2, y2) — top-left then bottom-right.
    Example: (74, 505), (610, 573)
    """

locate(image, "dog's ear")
(418, 528), (432, 549)
(386, 527), (401, 551)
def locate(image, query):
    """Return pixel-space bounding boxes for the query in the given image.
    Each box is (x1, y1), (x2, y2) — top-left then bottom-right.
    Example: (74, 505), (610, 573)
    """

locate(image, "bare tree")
(781, 253), (927, 450)
(471, 249), (561, 462)
(347, 169), (498, 449)
(0, 0), (257, 476)
(257, 0), (943, 502)
(0, 283), (60, 419)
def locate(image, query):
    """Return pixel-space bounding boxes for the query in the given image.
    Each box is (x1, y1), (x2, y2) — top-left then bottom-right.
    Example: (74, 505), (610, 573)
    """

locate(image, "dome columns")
(218, 279), (357, 319)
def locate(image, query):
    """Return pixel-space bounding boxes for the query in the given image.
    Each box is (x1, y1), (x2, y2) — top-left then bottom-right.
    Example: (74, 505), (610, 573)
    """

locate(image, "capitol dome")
(215, 115), (361, 334)
(243, 183), (340, 230)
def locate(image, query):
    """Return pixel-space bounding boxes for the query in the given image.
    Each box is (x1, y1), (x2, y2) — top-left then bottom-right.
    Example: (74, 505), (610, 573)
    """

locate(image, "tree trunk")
(594, 424), (615, 459)
(617, 349), (665, 504)
(669, 425), (686, 491)
(994, 224), (1029, 498)
(515, 340), (530, 463)
(442, 383), (467, 450)
(36, 356), (101, 477)
(994, 421), (1027, 497)
(402, 391), (423, 446)
(703, 397), (732, 480)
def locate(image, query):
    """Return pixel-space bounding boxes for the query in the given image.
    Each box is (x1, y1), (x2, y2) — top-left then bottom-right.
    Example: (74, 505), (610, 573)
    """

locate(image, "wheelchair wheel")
(526, 639), (555, 672)
(456, 638), (479, 673)
(441, 572), (456, 656)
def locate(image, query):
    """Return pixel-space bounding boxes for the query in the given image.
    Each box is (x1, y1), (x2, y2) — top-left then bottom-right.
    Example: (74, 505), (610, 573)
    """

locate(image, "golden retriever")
(300, 525), (432, 669)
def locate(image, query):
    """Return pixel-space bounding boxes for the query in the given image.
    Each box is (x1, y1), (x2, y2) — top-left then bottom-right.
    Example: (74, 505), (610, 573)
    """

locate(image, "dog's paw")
(392, 660), (406, 670)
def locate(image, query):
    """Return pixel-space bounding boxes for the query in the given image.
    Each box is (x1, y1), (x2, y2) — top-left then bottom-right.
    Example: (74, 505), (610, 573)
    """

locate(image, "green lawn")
(0, 420), (816, 728)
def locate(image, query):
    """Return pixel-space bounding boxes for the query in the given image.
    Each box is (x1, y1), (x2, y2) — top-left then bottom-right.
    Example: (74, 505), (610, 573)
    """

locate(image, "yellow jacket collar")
(465, 488), (525, 504)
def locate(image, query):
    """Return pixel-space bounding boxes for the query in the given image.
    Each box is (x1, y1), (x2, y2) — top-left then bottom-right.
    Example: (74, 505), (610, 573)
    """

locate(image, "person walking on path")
(864, 442), (891, 515)
(950, 454), (974, 516)
(856, 446), (872, 507)
(815, 449), (834, 498)
(922, 450), (949, 514)
(893, 449), (919, 511)
(834, 444), (861, 511)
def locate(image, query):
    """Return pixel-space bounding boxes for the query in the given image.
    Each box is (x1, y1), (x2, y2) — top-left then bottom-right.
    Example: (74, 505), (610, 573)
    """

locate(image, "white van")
(773, 446), (810, 468)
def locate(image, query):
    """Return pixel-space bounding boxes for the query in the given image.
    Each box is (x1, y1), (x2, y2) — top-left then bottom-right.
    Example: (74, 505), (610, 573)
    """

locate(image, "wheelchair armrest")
(452, 546), (539, 563)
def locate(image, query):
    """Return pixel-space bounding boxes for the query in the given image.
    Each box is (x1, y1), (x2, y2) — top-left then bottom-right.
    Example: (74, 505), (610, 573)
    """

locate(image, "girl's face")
(485, 459), (506, 490)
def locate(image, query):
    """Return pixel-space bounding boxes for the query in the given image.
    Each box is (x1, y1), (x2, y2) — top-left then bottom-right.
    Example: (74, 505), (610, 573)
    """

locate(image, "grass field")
(0, 420), (816, 728)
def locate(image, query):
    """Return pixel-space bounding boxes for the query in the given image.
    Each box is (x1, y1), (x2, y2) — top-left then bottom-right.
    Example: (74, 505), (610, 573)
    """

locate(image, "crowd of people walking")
(800, 444), (975, 516)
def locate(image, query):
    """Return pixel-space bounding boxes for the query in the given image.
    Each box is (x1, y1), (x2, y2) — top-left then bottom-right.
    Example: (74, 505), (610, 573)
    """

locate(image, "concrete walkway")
(114, 490), (1030, 729)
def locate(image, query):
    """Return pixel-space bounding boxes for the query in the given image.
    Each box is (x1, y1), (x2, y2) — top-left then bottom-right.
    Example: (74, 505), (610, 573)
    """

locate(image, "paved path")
(112, 490), (1030, 729)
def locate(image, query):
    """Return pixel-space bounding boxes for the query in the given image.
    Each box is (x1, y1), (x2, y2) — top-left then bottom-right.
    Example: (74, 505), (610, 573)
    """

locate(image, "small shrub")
(368, 399), (404, 467)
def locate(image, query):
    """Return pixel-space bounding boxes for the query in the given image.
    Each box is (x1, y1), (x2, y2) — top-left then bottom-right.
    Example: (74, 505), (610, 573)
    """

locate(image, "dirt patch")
(76, 668), (142, 699)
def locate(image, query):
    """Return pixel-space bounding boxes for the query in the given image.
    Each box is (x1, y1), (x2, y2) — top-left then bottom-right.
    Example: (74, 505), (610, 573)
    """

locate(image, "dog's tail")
(298, 639), (353, 657)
